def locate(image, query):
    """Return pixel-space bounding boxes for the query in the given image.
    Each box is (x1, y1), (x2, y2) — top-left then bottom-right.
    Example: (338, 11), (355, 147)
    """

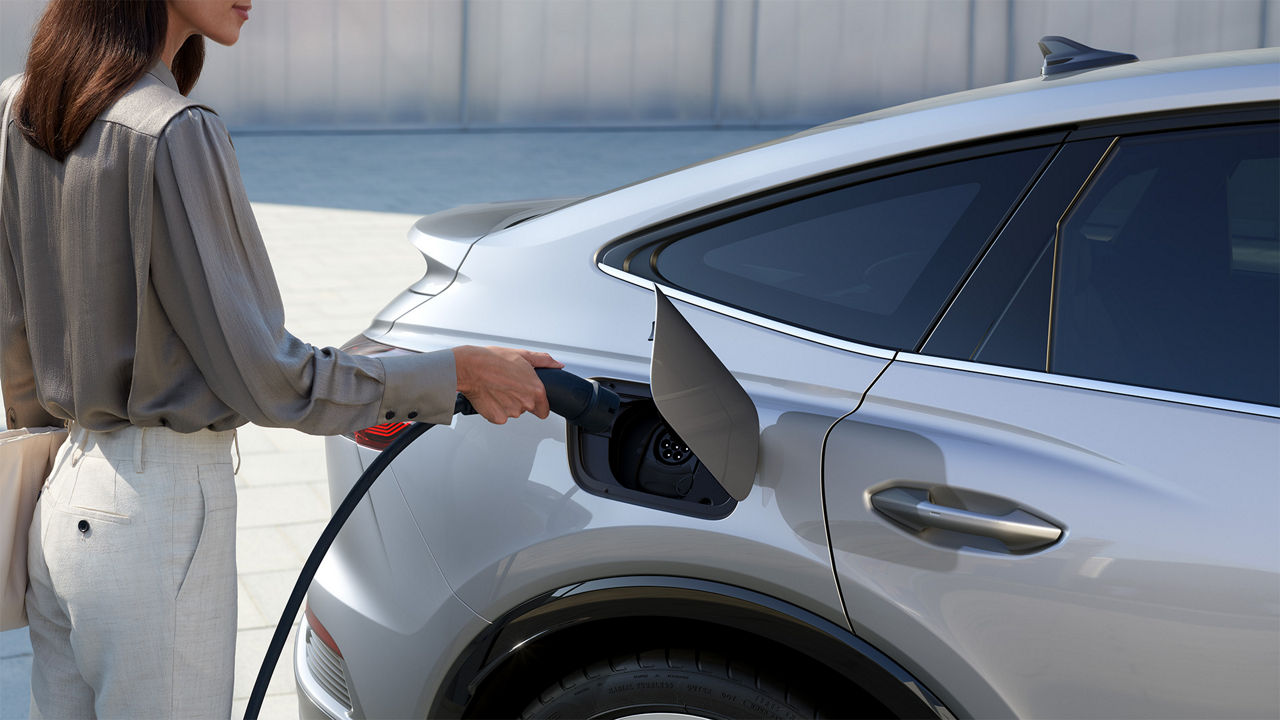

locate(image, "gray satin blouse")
(0, 63), (455, 434)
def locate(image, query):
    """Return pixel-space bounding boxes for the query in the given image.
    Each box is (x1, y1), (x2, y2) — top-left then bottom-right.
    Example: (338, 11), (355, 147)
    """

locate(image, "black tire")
(520, 648), (820, 720)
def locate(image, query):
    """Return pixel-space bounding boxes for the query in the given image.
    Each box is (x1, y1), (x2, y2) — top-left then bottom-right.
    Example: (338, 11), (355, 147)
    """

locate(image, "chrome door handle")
(871, 487), (1062, 553)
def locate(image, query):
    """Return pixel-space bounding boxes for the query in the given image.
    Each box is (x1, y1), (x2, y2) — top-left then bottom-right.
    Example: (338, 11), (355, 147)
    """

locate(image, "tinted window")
(973, 235), (1053, 371)
(652, 148), (1050, 349)
(1051, 124), (1279, 406)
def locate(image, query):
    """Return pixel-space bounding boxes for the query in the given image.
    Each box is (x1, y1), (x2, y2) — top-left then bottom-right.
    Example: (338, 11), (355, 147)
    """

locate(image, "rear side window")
(650, 148), (1050, 349)
(1050, 124), (1279, 405)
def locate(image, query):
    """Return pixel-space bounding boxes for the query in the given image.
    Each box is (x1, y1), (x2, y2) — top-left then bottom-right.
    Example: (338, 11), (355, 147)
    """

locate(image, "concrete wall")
(1, 0), (1275, 130)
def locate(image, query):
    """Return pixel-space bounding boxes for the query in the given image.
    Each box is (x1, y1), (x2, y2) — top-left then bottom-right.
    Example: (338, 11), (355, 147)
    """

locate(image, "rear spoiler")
(407, 197), (579, 295)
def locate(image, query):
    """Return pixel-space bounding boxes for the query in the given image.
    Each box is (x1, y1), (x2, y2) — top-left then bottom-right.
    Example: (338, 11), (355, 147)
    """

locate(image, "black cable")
(243, 420), (433, 719)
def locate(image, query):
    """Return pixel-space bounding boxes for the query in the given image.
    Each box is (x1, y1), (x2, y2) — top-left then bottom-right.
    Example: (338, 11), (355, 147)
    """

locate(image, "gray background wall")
(1, 0), (1276, 130)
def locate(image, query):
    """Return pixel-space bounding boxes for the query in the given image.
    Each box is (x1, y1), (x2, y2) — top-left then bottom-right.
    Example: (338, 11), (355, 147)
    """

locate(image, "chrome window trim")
(597, 264), (897, 360)
(897, 352), (1280, 419)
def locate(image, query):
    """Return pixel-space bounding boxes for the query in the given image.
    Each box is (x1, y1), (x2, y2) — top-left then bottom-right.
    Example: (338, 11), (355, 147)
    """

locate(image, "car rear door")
(824, 113), (1280, 719)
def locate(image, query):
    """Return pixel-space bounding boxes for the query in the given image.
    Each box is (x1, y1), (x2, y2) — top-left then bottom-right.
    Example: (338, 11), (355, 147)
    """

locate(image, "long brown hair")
(16, 0), (205, 161)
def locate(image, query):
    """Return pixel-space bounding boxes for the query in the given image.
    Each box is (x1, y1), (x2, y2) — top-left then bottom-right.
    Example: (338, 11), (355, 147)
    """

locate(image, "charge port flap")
(650, 287), (760, 501)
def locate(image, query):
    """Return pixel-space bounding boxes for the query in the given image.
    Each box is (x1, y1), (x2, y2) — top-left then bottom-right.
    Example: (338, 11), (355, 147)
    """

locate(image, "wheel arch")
(428, 575), (957, 719)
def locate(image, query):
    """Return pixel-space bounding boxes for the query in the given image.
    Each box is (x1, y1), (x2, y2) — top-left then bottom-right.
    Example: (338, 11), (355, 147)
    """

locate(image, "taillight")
(305, 603), (343, 658)
(350, 421), (412, 450)
(341, 335), (418, 450)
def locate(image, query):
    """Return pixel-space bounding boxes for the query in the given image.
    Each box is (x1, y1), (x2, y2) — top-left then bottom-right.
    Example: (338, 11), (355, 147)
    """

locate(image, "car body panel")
(382, 285), (891, 627)
(297, 48), (1280, 720)
(825, 358), (1280, 719)
(306, 436), (494, 720)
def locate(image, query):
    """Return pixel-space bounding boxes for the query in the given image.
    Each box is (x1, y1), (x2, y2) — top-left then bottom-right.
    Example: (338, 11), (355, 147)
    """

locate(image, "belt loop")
(134, 427), (146, 474)
(69, 425), (88, 467)
(231, 429), (241, 476)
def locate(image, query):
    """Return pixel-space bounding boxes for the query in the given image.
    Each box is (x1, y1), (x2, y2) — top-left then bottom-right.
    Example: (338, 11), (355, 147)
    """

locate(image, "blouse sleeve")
(1, 74), (60, 430)
(148, 108), (455, 435)
(1, 222), (61, 430)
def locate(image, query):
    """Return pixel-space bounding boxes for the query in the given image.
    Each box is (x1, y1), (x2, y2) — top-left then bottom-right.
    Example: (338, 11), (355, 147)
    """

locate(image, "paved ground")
(0, 125), (796, 719)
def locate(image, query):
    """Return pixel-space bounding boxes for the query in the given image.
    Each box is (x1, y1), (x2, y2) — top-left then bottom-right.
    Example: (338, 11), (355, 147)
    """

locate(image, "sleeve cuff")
(376, 349), (457, 426)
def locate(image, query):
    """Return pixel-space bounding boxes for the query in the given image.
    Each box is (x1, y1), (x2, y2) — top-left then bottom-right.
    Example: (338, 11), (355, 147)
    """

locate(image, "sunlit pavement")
(0, 125), (797, 718)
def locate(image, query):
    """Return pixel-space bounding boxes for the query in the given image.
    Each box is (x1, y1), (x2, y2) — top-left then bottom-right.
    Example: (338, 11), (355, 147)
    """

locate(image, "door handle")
(871, 487), (1062, 553)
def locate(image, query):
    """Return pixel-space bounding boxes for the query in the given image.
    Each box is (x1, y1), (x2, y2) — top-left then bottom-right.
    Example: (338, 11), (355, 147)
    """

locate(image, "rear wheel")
(520, 648), (821, 720)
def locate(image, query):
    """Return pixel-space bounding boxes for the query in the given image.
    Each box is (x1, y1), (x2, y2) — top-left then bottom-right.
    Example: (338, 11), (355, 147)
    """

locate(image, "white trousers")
(25, 423), (237, 719)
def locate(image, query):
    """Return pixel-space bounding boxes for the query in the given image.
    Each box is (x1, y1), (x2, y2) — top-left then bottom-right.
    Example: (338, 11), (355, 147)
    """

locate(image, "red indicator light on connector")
(351, 422), (411, 451)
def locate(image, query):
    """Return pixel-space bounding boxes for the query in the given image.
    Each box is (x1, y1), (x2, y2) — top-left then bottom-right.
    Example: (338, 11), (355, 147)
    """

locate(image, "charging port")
(567, 379), (736, 519)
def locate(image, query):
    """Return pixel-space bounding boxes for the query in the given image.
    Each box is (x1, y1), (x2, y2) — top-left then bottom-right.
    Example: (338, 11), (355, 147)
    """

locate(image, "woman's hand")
(452, 345), (564, 424)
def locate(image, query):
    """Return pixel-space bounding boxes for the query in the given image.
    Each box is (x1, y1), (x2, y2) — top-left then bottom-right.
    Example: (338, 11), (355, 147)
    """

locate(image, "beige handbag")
(0, 426), (66, 630)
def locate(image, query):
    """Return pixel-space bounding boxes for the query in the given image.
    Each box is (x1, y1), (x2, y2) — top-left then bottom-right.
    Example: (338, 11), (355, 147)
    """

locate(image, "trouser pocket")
(175, 462), (236, 600)
(172, 462), (238, 718)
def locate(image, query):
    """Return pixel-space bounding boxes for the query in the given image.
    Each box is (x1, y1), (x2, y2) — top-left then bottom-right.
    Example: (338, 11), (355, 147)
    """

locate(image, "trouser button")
(77, 519), (90, 534)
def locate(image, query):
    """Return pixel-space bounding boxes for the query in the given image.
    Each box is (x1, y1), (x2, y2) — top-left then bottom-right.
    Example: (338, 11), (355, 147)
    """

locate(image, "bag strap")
(0, 76), (19, 216)
(0, 88), (11, 203)
(0, 77), (16, 423)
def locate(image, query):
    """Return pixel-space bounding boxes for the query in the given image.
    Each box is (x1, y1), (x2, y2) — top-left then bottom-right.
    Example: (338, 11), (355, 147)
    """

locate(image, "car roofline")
(490, 48), (1276, 257)
(649, 46), (1280, 180)
(803, 47), (1279, 138)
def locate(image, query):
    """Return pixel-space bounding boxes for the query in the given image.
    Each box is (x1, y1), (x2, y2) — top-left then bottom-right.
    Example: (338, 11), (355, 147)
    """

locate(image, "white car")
(297, 39), (1279, 719)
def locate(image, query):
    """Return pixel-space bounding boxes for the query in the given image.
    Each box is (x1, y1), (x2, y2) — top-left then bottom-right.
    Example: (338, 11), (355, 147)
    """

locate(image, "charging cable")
(244, 368), (619, 719)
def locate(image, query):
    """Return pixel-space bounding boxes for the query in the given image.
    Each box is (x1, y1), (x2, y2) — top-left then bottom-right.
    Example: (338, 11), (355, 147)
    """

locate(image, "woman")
(0, 1), (558, 716)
